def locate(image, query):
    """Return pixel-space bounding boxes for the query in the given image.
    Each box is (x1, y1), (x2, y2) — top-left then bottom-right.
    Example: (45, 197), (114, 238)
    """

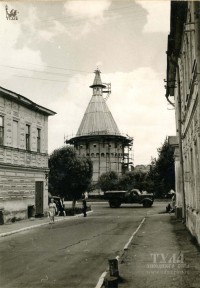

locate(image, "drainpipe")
(176, 62), (186, 222)
(168, 55), (186, 222)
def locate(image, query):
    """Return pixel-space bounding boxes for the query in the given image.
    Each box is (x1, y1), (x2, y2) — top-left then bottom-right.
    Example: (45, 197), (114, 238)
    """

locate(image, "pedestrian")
(48, 198), (57, 223)
(167, 191), (176, 214)
(84, 191), (88, 199)
(170, 192), (176, 213)
(82, 193), (87, 217)
(57, 199), (66, 217)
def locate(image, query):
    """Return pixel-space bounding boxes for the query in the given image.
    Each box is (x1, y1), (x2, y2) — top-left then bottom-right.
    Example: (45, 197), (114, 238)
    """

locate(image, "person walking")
(82, 194), (87, 217)
(170, 192), (176, 213)
(48, 198), (57, 224)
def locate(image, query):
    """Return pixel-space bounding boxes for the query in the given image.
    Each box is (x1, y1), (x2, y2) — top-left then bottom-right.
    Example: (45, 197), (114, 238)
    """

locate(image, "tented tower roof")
(76, 69), (121, 137)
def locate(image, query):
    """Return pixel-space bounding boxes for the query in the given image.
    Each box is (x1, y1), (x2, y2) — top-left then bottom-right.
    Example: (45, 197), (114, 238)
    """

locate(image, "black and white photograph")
(0, 0), (200, 287)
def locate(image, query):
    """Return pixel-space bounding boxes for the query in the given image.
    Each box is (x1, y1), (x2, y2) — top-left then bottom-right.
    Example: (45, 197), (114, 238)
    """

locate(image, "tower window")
(101, 153), (105, 157)
(91, 153), (95, 157)
(93, 144), (96, 148)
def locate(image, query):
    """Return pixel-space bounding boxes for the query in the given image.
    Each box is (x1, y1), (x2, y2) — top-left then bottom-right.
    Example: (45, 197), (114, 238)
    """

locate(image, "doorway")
(35, 181), (44, 217)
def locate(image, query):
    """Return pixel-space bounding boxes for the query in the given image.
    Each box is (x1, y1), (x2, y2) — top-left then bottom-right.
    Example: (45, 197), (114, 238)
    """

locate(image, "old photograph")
(0, 0), (200, 287)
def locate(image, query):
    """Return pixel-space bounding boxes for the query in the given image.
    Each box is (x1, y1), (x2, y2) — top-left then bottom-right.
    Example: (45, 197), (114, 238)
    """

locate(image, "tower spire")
(90, 68), (106, 89)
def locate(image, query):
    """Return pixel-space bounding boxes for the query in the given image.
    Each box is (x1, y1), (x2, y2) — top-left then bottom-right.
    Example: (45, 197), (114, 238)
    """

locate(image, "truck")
(104, 189), (154, 208)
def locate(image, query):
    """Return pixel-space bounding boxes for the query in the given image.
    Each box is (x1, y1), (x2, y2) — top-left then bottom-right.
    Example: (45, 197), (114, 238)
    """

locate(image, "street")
(0, 202), (156, 288)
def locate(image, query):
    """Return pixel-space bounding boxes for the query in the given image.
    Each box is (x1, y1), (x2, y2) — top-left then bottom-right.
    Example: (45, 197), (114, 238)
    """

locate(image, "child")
(48, 198), (57, 223)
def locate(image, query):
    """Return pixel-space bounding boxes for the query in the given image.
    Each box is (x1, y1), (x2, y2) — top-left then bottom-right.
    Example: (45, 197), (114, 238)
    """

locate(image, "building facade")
(166, 1), (200, 243)
(0, 87), (56, 223)
(66, 69), (133, 186)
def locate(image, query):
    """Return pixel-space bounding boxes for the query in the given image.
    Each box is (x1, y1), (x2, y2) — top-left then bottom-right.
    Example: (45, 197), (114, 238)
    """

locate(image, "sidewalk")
(118, 207), (200, 288)
(0, 211), (93, 238)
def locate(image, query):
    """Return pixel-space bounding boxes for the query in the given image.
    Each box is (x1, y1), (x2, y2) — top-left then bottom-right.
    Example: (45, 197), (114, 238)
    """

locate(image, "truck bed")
(104, 191), (126, 199)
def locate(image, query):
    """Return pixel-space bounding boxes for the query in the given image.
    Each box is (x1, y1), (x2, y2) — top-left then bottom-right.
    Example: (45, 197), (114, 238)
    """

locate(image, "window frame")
(25, 124), (30, 151)
(0, 115), (4, 145)
(37, 128), (41, 153)
(12, 120), (18, 148)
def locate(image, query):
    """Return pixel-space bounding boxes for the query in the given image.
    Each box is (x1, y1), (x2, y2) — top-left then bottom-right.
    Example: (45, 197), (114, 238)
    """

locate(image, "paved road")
(0, 202), (163, 288)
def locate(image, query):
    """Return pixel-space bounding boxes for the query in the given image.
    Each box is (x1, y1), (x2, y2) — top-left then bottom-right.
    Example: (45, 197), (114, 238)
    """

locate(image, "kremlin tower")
(66, 69), (133, 185)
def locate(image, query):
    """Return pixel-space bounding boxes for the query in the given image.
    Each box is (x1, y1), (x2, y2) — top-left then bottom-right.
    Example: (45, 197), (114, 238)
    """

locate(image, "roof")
(166, 1), (187, 97)
(0, 86), (56, 116)
(76, 93), (121, 137)
(90, 69), (106, 88)
(66, 69), (133, 144)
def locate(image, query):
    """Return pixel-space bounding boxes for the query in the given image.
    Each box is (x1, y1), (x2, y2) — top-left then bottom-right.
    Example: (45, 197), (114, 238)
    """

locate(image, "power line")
(14, 75), (68, 83)
(0, 64), (92, 77)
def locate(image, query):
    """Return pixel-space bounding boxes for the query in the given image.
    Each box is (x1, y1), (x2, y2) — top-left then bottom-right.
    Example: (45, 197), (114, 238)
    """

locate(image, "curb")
(0, 210), (93, 238)
(95, 216), (146, 288)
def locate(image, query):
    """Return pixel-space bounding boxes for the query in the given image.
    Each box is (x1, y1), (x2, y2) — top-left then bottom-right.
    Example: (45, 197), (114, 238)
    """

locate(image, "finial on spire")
(90, 68), (106, 88)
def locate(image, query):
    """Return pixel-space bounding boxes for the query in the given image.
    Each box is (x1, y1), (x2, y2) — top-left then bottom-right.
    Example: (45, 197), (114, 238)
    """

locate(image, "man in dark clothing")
(82, 194), (87, 217)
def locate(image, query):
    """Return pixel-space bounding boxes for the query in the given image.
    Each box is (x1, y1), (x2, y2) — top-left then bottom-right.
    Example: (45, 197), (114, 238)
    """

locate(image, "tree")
(118, 171), (135, 190)
(118, 171), (148, 191)
(98, 171), (119, 192)
(48, 146), (93, 207)
(147, 138), (175, 198)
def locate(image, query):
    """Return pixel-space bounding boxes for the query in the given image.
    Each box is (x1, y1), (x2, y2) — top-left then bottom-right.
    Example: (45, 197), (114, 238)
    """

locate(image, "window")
(13, 120), (18, 148)
(0, 116), (4, 145)
(37, 128), (41, 152)
(25, 124), (30, 150)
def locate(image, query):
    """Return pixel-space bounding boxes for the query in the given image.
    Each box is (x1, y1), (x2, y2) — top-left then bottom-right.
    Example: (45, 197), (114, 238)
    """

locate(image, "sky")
(0, 0), (175, 165)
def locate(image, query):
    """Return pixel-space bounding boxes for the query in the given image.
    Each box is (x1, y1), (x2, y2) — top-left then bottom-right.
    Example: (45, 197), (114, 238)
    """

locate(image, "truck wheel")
(115, 203), (121, 208)
(109, 202), (115, 208)
(143, 201), (152, 208)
